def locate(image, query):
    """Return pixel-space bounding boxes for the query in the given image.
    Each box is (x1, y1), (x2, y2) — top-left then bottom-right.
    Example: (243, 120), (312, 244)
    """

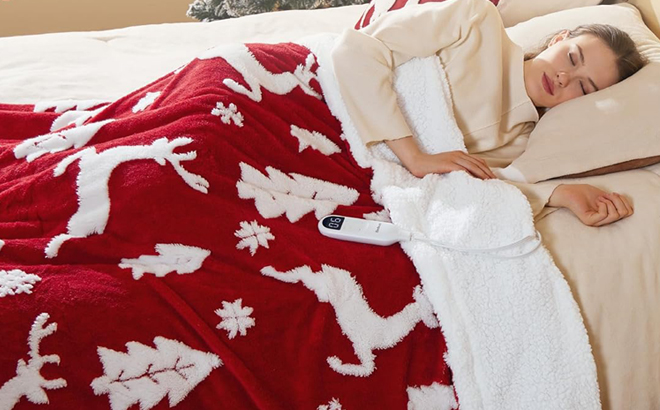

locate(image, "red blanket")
(0, 43), (453, 409)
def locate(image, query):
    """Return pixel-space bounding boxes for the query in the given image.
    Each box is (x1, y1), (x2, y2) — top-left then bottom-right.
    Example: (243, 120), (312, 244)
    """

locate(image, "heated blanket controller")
(318, 215), (410, 246)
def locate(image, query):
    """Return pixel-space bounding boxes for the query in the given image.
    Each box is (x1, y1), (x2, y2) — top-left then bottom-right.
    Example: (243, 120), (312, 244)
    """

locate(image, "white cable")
(406, 231), (543, 259)
(318, 215), (543, 259)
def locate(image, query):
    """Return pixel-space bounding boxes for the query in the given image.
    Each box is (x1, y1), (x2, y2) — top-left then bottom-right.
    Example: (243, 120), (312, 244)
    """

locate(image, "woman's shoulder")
(418, 0), (501, 26)
(425, 0), (498, 14)
(464, 0), (501, 21)
(469, 0), (499, 11)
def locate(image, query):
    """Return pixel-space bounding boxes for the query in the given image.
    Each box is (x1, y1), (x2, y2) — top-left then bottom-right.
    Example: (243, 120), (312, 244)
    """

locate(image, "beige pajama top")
(331, 0), (560, 217)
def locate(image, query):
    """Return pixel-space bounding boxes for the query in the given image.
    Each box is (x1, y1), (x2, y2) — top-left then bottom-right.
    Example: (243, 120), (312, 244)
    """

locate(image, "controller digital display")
(322, 216), (344, 230)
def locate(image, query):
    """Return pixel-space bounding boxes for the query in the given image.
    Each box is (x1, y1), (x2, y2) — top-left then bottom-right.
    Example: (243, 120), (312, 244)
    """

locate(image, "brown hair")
(525, 24), (648, 83)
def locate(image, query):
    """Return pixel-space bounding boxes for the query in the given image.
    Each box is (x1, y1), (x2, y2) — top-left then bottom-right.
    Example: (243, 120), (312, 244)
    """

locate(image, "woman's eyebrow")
(576, 44), (600, 91)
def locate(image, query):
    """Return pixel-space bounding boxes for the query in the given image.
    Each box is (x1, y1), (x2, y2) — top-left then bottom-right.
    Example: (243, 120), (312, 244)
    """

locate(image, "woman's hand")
(408, 151), (496, 179)
(385, 137), (495, 179)
(548, 184), (634, 227)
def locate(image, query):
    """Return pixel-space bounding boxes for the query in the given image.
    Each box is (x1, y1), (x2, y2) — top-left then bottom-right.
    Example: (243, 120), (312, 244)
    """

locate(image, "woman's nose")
(556, 71), (570, 88)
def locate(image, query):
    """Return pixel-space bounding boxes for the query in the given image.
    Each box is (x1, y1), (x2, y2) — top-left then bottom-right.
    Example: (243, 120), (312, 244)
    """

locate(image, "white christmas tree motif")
(407, 383), (458, 410)
(215, 299), (255, 339)
(14, 119), (115, 162)
(119, 244), (211, 280)
(235, 220), (274, 256)
(363, 209), (391, 222)
(48, 105), (108, 133)
(317, 398), (343, 410)
(290, 125), (340, 156)
(237, 162), (359, 223)
(26, 99), (108, 154)
(261, 265), (439, 377)
(132, 91), (162, 113)
(198, 43), (322, 102)
(33, 99), (108, 114)
(44, 137), (209, 258)
(0, 313), (67, 409)
(91, 336), (222, 410)
(211, 102), (244, 127)
(0, 269), (42, 297)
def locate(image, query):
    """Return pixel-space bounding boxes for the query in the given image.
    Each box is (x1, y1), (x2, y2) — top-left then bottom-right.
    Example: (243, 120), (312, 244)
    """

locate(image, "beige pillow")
(499, 4), (660, 183)
(497, 0), (601, 27)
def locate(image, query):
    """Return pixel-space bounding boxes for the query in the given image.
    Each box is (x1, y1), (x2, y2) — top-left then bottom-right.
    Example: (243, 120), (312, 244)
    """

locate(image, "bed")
(0, 1), (658, 409)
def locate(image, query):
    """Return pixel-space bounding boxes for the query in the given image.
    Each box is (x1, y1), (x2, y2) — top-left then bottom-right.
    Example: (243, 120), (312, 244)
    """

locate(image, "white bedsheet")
(0, 6), (366, 104)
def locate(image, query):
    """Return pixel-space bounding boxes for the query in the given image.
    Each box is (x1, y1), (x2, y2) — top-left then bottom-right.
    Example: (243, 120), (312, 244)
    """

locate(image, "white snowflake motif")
(211, 102), (244, 127)
(0, 269), (42, 297)
(235, 220), (274, 256)
(215, 299), (255, 339)
(318, 398), (343, 410)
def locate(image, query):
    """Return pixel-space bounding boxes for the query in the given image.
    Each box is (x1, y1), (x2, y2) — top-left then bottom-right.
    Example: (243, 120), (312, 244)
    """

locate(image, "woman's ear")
(548, 29), (570, 47)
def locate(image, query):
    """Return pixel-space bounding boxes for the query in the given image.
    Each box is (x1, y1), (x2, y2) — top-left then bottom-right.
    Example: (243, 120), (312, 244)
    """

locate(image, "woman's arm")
(548, 184), (634, 226)
(385, 137), (496, 179)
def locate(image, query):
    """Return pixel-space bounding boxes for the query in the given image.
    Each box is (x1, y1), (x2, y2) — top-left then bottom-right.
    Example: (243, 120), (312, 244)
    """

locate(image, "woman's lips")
(542, 73), (554, 96)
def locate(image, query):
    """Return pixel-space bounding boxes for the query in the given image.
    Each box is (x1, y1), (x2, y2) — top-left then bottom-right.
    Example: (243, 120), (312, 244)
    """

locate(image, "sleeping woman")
(331, 0), (647, 227)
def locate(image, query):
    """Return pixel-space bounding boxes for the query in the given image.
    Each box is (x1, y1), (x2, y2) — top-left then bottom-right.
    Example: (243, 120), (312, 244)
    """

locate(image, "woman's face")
(524, 32), (619, 108)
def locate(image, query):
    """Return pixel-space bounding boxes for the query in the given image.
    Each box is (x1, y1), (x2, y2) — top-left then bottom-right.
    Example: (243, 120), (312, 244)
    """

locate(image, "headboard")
(629, 0), (660, 38)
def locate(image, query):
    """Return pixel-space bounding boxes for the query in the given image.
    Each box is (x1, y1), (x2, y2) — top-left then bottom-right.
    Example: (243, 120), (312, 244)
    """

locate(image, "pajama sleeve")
(331, 0), (498, 145)
(506, 180), (563, 221)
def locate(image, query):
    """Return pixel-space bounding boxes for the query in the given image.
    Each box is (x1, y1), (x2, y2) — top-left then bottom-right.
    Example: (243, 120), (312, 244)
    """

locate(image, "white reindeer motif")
(199, 44), (321, 102)
(0, 313), (67, 409)
(45, 137), (209, 258)
(261, 264), (438, 377)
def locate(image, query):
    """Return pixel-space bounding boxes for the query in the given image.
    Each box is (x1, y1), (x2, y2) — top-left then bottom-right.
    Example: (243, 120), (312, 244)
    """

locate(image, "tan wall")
(0, 0), (195, 37)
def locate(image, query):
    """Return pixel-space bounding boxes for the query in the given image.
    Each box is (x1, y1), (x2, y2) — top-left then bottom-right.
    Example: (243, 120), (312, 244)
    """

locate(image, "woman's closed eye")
(568, 53), (588, 95)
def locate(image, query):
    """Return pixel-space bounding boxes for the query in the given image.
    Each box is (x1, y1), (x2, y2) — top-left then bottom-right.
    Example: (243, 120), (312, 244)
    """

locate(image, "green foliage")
(187, 0), (370, 21)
